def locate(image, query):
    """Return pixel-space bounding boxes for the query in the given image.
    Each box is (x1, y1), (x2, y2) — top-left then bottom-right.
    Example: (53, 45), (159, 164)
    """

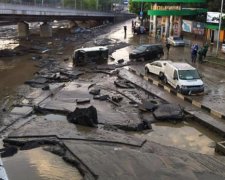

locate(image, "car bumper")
(173, 43), (185, 46)
(181, 86), (204, 95)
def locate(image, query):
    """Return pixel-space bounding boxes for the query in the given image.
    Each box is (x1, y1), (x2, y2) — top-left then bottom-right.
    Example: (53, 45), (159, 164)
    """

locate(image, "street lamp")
(216, 0), (224, 56)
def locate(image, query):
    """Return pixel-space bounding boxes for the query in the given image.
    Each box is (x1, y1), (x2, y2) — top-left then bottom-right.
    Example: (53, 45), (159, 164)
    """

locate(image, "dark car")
(133, 26), (148, 34)
(129, 44), (164, 61)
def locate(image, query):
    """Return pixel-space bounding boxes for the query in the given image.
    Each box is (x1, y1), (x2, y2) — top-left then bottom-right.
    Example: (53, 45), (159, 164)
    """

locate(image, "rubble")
(153, 104), (184, 121)
(67, 106), (98, 127)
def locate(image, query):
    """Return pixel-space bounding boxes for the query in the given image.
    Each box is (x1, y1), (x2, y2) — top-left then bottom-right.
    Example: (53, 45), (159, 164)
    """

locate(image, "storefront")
(132, 0), (206, 39)
(206, 12), (225, 43)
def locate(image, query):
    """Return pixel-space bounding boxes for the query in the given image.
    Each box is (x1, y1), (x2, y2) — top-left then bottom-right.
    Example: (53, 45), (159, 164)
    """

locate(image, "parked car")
(129, 44), (164, 61)
(145, 60), (172, 79)
(167, 36), (185, 46)
(163, 62), (204, 95)
(222, 44), (225, 53)
(133, 26), (149, 34)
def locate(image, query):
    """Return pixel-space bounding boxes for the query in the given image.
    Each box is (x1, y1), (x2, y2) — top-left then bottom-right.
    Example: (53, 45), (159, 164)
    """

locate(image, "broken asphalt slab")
(5, 116), (145, 147)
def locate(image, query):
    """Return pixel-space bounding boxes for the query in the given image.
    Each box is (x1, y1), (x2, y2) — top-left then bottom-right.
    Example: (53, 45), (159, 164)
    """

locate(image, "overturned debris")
(114, 79), (135, 89)
(139, 100), (158, 112)
(67, 106), (98, 127)
(153, 104), (184, 121)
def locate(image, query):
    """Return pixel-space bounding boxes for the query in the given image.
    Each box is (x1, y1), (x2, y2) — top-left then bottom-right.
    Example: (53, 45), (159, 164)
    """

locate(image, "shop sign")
(153, 5), (180, 10)
(182, 20), (192, 32)
(207, 12), (225, 24)
(192, 22), (205, 35)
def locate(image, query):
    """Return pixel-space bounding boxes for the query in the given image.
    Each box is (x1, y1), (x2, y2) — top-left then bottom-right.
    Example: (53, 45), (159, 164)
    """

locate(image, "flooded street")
(3, 147), (82, 180)
(1, 19), (225, 179)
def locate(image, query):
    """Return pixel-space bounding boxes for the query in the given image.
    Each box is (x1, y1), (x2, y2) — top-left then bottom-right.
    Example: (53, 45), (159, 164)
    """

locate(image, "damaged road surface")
(2, 63), (225, 179)
(1, 20), (225, 179)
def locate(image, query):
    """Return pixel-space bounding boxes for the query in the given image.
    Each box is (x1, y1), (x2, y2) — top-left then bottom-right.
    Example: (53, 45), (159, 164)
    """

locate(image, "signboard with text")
(207, 12), (225, 24)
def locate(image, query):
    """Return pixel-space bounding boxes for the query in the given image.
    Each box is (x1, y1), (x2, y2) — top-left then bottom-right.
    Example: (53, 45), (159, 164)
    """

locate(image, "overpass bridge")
(0, 3), (134, 37)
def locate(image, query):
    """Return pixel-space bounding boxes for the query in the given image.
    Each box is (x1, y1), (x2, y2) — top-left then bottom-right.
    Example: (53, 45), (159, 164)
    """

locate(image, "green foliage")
(129, 0), (151, 18)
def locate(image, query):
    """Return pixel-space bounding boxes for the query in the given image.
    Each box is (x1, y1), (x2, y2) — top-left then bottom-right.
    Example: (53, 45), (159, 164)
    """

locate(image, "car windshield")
(136, 46), (147, 51)
(178, 70), (200, 80)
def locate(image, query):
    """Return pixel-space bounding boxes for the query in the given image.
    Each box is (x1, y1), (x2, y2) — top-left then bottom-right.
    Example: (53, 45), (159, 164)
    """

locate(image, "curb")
(128, 67), (225, 120)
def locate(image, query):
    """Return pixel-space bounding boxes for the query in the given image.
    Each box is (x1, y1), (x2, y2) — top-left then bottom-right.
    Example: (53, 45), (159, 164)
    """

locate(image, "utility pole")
(216, 0), (224, 56)
(74, 0), (76, 9)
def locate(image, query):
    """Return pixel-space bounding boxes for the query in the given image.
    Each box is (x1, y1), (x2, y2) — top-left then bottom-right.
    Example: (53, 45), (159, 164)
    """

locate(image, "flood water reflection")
(3, 147), (82, 180)
(135, 121), (223, 155)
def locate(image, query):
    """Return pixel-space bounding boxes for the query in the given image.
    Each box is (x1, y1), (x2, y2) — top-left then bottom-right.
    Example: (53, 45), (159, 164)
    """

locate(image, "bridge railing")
(0, 2), (115, 17)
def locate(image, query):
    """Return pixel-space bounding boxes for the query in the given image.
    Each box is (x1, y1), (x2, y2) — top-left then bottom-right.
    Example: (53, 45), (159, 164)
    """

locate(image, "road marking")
(128, 68), (225, 120)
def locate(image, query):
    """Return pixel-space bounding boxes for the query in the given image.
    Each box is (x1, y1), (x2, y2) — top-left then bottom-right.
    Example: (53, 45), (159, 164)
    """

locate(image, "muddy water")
(0, 54), (38, 107)
(135, 121), (223, 155)
(3, 147), (82, 180)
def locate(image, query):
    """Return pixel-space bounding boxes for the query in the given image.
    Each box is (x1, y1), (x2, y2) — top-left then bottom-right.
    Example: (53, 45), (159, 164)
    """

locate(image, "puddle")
(43, 114), (67, 121)
(134, 121), (223, 155)
(3, 147), (82, 180)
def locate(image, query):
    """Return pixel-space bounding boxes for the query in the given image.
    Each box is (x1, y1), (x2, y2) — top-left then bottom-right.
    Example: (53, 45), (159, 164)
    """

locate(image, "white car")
(145, 60), (172, 79)
(167, 36), (185, 46)
(222, 44), (225, 53)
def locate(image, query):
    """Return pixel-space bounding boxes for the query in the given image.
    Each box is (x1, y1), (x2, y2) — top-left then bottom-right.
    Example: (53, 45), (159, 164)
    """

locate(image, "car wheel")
(176, 86), (181, 93)
(163, 76), (167, 84)
(145, 67), (149, 74)
(159, 72), (164, 80)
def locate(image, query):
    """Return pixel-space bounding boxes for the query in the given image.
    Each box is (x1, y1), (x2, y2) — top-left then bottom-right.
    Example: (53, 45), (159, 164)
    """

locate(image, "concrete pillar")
(40, 22), (52, 37)
(17, 21), (29, 38)
(152, 16), (157, 37)
(165, 16), (170, 38)
(177, 16), (182, 37)
(169, 16), (173, 36)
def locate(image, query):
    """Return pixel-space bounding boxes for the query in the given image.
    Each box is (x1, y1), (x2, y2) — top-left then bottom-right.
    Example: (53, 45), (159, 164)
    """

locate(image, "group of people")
(191, 43), (209, 63)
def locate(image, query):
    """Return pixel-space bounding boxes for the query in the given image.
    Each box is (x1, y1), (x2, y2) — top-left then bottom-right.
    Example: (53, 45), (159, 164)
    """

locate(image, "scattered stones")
(67, 106), (98, 127)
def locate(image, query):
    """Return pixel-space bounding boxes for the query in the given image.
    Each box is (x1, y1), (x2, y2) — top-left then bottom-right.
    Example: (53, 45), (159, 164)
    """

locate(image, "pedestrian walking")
(191, 44), (198, 63)
(202, 43), (209, 60)
(166, 41), (171, 53)
(198, 48), (204, 63)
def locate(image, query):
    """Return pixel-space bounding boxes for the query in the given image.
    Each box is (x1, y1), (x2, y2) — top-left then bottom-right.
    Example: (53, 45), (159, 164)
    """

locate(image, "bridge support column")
(17, 21), (29, 38)
(40, 22), (52, 37)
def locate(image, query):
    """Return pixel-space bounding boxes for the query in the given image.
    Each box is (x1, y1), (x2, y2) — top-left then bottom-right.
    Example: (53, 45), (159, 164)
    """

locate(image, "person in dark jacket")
(202, 43), (209, 59)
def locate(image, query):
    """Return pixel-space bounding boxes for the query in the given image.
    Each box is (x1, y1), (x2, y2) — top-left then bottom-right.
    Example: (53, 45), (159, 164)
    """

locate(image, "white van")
(163, 62), (204, 95)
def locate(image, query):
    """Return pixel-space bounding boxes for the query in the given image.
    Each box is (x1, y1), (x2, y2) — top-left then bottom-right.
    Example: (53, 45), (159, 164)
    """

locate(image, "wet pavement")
(1, 19), (225, 179)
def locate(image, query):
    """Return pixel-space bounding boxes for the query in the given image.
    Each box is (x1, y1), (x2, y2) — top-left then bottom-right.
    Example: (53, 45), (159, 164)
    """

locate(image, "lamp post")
(216, 0), (224, 56)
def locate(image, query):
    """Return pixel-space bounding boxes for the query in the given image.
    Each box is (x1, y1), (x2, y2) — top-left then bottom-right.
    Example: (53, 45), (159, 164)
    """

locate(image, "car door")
(149, 62), (158, 74)
(145, 46), (152, 60)
(170, 70), (178, 88)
